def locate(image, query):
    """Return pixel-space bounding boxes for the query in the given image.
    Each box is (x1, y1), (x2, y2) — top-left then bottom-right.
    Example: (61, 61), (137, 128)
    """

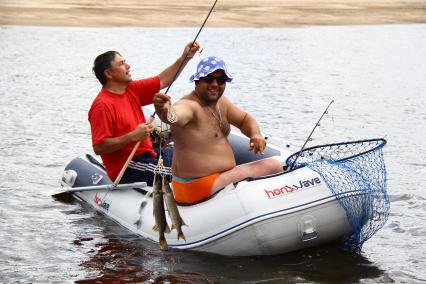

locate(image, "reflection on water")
(1, 24), (426, 283)
(73, 208), (386, 283)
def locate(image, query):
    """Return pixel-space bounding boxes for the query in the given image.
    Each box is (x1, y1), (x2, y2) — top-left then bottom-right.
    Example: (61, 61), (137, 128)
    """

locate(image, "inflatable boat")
(57, 129), (389, 256)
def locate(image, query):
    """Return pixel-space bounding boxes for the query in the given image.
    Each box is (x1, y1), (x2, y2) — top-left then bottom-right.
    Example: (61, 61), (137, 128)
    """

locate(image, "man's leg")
(211, 156), (284, 194)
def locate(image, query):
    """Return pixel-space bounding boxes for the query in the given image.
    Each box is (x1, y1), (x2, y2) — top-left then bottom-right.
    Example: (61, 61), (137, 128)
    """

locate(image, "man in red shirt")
(89, 42), (200, 185)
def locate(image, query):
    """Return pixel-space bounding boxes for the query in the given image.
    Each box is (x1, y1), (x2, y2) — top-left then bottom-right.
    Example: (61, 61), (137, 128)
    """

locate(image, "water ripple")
(1, 24), (426, 283)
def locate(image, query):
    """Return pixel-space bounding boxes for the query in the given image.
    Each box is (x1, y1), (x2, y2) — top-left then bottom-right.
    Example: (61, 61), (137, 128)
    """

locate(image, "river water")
(0, 24), (425, 283)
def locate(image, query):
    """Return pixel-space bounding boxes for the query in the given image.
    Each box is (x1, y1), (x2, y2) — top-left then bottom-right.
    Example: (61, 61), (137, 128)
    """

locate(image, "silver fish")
(163, 176), (187, 241)
(152, 175), (170, 250)
(134, 191), (152, 229)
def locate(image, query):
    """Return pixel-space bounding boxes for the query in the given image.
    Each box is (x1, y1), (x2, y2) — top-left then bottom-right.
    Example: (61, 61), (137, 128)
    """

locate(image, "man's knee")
(265, 157), (284, 174)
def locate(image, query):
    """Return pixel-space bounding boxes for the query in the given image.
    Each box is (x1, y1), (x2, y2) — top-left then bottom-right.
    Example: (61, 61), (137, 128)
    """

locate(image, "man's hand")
(182, 41), (201, 60)
(130, 121), (154, 141)
(154, 92), (178, 123)
(93, 120), (154, 155)
(154, 93), (171, 110)
(158, 41), (202, 90)
(249, 134), (267, 154)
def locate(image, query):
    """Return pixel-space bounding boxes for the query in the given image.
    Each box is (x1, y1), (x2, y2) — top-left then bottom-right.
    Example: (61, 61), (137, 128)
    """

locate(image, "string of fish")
(151, 112), (187, 250)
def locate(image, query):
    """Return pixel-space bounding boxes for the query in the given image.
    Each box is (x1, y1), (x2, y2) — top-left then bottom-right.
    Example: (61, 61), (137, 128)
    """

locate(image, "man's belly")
(172, 148), (236, 178)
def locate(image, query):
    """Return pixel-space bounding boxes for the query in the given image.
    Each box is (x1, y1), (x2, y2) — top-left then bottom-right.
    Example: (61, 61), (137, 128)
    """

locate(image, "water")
(0, 24), (425, 283)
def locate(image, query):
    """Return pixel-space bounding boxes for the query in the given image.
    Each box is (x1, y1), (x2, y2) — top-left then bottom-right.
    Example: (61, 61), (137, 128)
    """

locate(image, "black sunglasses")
(200, 75), (228, 85)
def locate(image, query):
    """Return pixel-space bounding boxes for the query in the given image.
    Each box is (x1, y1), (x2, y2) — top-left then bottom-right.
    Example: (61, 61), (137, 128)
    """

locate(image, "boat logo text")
(264, 177), (322, 199)
(94, 193), (111, 211)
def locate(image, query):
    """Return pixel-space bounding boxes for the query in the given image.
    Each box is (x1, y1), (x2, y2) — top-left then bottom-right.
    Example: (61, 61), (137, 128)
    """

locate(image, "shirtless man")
(154, 56), (283, 204)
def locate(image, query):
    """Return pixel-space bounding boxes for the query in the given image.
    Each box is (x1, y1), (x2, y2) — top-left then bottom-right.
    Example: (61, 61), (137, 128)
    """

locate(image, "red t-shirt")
(88, 77), (160, 180)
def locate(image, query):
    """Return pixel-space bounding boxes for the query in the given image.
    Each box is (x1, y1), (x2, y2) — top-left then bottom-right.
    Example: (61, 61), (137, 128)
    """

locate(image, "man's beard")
(196, 89), (223, 105)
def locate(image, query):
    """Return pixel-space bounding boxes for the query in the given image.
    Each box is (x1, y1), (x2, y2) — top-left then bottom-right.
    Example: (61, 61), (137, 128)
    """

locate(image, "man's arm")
(226, 98), (266, 154)
(153, 93), (194, 127)
(93, 122), (154, 155)
(158, 41), (201, 90)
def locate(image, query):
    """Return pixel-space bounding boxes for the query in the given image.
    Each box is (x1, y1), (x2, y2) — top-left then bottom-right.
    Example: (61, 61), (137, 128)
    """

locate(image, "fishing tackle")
(289, 100), (334, 170)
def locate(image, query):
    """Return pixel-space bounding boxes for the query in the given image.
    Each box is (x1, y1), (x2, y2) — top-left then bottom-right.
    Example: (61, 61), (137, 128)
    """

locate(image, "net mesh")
(286, 139), (389, 252)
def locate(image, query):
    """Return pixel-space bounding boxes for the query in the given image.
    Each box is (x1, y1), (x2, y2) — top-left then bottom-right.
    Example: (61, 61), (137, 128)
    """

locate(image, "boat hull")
(64, 152), (356, 256)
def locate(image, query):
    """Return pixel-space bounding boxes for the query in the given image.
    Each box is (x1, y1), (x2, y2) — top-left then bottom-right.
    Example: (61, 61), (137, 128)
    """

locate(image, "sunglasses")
(200, 75), (228, 85)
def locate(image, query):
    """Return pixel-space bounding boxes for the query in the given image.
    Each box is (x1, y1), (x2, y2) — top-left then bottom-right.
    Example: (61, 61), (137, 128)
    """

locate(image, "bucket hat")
(189, 56), (233, 82)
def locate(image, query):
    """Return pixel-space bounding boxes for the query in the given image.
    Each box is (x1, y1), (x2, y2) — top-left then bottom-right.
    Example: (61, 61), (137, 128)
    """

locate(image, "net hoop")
(286, 138), (387, 169)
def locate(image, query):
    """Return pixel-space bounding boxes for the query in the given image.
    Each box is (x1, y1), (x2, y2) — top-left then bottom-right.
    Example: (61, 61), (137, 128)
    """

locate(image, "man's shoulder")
(90, 90), (115, 112)
(92, 90), (111, 104)
(220, 96), (239, 111)
(176, 95), (199, 106)
(219, 95), (232, 104)
(128, 77), (160, 91)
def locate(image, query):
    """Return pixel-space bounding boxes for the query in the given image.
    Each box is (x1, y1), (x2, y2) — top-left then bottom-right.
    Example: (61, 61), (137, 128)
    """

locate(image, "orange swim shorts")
(172, 172), (220, 204)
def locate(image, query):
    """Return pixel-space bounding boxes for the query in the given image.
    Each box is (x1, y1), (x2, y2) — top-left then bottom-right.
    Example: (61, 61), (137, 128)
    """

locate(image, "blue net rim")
(285, 138), (387, 168)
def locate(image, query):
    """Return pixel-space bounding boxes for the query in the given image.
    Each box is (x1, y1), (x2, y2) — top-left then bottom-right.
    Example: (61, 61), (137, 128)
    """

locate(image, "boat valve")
(299, 216), (318, 243)
(301, 227), (318, 242)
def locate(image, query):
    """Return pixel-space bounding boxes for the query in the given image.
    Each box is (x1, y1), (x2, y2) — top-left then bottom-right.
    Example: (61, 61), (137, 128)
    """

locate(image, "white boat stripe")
(128, 161), (172, 175)
(129, 162), (169, 172)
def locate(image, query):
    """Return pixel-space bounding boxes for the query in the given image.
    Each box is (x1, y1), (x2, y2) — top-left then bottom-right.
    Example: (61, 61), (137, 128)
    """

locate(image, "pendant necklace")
(208, 103), (230, 136)
(208, 104), (223, 129)
(194, 90), (230, 136)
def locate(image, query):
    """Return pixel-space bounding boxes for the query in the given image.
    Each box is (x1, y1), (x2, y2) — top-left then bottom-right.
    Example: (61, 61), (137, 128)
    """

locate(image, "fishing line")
(289, 100), (334, 170)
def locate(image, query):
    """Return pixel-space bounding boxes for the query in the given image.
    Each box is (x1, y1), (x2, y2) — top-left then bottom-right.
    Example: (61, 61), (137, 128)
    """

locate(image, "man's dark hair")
(92, 51), (121, 86)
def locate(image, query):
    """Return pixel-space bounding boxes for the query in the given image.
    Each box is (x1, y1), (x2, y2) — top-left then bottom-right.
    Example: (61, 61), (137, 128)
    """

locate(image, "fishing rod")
(164, 0), (218, 95)
(151, 0), (217, 130)
(289, 100), (334, 170)
(154, 0), (218, 147)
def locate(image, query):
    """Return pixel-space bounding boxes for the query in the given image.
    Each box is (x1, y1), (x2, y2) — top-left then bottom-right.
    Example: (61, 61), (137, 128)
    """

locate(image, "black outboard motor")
(62, 155), (111, 189)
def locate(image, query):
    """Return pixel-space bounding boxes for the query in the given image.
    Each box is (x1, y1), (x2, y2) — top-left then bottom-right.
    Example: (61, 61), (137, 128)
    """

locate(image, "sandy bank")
(0, 0), (425, 27)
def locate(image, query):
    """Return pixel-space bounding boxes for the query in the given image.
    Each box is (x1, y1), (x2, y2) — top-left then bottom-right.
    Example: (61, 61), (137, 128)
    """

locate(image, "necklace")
(208, 103), (230, 136)
(193, 90), (230, 136)
(207, 104), (223, 129)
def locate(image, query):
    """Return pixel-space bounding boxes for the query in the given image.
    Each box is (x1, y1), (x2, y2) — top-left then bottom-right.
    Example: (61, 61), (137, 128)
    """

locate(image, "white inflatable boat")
(58, 131), (388, 256)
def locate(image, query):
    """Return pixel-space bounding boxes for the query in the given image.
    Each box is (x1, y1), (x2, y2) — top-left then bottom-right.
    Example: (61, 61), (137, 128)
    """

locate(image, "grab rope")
(286, 138), (389, 251)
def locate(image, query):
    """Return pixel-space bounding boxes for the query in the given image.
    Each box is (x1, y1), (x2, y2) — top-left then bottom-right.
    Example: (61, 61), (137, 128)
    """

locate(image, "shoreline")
(0, 1), (425, 27)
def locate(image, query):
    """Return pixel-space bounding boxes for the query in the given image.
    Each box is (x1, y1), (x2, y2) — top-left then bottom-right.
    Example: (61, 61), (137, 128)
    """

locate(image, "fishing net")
(286, 138), (389, 252)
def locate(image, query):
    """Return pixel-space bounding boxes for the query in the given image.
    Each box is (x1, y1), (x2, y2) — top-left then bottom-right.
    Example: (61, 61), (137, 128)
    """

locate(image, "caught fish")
(152, 175), (170, 250)
(163, 175), (187, 241)
(134, 191), (152, 229)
